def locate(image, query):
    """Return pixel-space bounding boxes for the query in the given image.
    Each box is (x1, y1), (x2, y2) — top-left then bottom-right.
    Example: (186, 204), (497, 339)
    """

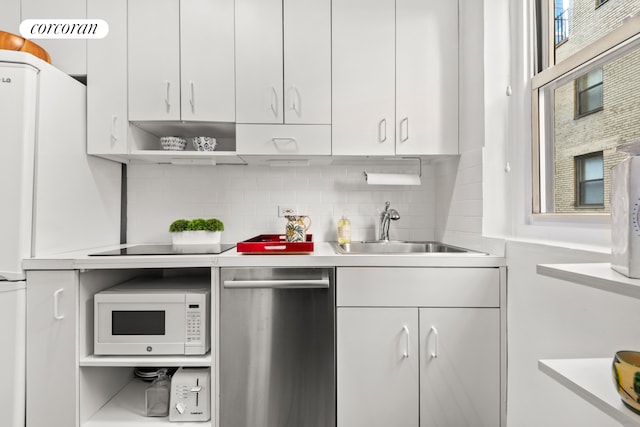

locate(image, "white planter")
(171, 230), (222, 245)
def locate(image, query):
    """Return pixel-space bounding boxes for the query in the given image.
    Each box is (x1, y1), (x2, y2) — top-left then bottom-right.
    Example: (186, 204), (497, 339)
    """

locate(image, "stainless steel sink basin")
(332, 241), (482, 254)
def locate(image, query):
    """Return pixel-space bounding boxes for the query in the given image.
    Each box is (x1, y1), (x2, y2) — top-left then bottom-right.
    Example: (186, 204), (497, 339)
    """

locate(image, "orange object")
(0, 30), (51, 63)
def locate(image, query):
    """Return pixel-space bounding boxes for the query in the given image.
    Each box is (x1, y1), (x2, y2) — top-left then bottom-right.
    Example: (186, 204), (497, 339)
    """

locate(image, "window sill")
(529, 212), (610, 225)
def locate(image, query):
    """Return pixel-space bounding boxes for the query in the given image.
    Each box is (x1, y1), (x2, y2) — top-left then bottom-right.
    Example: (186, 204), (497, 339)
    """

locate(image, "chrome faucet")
(379, 201), (400, 241)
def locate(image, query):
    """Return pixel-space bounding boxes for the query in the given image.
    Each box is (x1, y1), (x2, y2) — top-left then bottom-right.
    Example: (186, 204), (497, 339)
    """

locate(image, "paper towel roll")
(364, 172), (421, 186)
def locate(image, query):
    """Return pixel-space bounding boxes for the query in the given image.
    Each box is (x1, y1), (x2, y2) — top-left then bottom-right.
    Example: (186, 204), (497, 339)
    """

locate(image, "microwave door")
(95, 301), (186, 355)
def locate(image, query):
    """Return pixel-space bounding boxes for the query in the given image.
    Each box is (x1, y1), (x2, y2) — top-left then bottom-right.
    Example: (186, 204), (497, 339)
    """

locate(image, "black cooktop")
(89, 243), (236, 256)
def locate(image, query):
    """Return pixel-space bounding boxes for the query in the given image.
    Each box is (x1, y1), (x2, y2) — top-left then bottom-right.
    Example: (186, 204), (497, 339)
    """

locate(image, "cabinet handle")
(400, 117), (409, 142)
(289, 86), (301, 116)
(164, 80), (171, 112)
(402, 325), (410, 358)
(270, 86), (279, 118)
(271, 137), (298, 153)
(110, 115), (118, 144)
(378, 119), (387, 143)
(189, 81), (195, 111)
(53, 288), (64, 320)
(430, 326), (439, 359)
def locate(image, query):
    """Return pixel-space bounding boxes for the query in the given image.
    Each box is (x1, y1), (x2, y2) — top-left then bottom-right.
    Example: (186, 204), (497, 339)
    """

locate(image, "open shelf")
(84, 378), (212, 427)
(539, 358), (640, 426)
(80, 353), (212, 367)
(537, 263), (640, 299)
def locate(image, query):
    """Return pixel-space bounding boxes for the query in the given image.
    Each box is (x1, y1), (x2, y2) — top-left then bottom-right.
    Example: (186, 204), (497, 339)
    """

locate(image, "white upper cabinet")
(283, 0), (331, 124)
(396, 0), (458, 156)
(128, 0), (235, 122)
(235, 0), (331, 125)
(128, 0), (181, 121)
(235, 0), (283, 124)
(87, 0), (128, 156)
(332, 0), (395, 156)
(180, 0), (235, 122)
(332, 0), (458, 156)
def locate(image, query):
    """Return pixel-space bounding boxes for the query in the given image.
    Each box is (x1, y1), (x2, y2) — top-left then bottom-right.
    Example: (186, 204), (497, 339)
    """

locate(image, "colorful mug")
(285, 215), (312, 242)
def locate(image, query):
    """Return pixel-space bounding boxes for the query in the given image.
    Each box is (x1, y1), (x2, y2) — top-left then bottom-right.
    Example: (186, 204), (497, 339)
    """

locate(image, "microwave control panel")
(184, 291), (210, 355)
(186, 304), (202, 342)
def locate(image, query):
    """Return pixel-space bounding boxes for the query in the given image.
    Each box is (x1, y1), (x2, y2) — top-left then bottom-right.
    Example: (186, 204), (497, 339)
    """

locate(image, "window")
(532, 0), (640, 215)
(575, 68), (603, 117)
(575, 152), (604, 207)
(596, 0), (609, 8)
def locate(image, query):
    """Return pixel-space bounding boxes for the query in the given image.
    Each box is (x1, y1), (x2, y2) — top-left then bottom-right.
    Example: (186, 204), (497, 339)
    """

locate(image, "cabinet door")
(235, 0), (283, 124)
(419, 308), (500, 427)
(396, 0), (458, 155)
(26, 271), (78, 427)
(21, 0), (86, 75)
(337, 307), (419, 427)
(283, 0), (331, 124)
(87, 0), (128, 156)
(332, 0), (395, 155)
(180, 0), (235, 122)
(128, 0), (181, 121)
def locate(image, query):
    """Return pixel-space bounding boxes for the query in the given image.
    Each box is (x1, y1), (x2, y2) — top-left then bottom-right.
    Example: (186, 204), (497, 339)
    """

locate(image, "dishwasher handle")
(223, 277), (329, 289)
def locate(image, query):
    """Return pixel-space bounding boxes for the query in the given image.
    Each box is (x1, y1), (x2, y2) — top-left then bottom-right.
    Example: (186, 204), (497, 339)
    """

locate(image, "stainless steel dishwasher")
(220, 267), (335, 427)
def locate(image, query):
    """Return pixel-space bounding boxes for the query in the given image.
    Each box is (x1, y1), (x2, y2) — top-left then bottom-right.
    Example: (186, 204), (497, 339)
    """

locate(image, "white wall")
(505, 241), (636, 427)
(127, 162), (436, 244)
(449, 1), (629, 426)
(437, 0), (494, 253)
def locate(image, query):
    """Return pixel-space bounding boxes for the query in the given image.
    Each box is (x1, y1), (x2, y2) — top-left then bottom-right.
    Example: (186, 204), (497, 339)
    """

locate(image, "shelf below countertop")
(539, 358), (640, 426)
(80, 353), (212, 367)
(537, 263), (640, 299)
(84, 378), (211, 426)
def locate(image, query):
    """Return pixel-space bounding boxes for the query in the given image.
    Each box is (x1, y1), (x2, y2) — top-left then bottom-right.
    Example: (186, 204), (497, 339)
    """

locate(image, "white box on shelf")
(611, 156), (640, 278)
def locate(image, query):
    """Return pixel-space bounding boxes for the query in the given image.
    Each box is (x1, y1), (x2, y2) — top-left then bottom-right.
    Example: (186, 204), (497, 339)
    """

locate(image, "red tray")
(236, 234), (314, 254)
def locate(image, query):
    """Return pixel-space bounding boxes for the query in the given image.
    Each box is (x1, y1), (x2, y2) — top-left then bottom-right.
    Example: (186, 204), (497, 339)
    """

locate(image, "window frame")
(531, 12), (640, 214)
(575, 151), (604, 208)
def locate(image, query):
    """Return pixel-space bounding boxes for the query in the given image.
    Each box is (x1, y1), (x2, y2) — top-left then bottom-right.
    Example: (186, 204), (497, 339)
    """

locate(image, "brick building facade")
(552, 0), (640, 213)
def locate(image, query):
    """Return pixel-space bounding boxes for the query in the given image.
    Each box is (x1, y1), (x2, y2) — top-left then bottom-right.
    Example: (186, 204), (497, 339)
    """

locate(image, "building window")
(532, 0), (640, 215)
(575, 152), (604, 207)
(575, 68), (603, 118)
(596, 0), (609, 8)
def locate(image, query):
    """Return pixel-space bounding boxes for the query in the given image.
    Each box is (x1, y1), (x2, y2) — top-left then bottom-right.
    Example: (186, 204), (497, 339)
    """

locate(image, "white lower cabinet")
(419, 307), (500, 427)
(26, 268), (215, 427)
(337, 307), (419, 427)
(26, 270), (78, 427)
(337, 267), (503, 427)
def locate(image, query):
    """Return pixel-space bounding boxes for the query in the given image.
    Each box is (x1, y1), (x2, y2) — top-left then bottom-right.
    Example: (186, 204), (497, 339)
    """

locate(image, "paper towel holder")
(363, 157), (422, 185)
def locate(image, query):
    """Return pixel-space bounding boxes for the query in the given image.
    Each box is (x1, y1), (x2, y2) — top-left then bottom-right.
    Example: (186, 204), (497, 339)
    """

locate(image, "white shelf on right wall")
(537, 263), (640, 299)
(537, 262), (640, 426)
(539, 358), (640, 427)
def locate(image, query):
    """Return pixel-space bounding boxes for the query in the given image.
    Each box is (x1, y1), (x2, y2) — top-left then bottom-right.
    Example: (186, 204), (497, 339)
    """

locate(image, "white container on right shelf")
(611, 155), (640, 278)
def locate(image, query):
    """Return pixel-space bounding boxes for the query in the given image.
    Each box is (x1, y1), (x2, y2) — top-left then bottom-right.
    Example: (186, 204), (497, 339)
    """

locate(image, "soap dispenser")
(337, 215), (351, 244)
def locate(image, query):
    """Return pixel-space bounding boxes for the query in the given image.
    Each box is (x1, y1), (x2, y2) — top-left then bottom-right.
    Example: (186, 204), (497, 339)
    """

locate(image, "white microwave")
(94, 276), (210, 356)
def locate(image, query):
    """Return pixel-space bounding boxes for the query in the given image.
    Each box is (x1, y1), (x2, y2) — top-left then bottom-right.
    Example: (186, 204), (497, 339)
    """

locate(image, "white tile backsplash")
(127, 162), (436, 244)
(438, 148), (484, 246)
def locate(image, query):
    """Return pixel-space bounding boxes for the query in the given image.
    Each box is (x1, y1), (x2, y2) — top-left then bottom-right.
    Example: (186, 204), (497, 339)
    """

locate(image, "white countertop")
(22, 242), (505, 270)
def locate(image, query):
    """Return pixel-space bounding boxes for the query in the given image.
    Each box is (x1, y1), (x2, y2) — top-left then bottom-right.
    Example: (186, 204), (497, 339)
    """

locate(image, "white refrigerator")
(0, 50), (122, 426)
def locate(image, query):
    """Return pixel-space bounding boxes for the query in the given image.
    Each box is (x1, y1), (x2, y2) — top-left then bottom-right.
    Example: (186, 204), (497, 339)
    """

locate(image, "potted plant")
(169, 218), (224, 245)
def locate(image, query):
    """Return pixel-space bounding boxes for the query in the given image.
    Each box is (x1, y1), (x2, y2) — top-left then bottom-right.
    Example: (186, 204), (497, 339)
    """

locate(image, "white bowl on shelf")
(160, 136), (186, 151)
(192, 137), (217, 152)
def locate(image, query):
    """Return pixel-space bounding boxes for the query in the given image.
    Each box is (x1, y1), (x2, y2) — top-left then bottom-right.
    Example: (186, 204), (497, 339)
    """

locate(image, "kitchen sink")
(332, 241), (483, 255)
